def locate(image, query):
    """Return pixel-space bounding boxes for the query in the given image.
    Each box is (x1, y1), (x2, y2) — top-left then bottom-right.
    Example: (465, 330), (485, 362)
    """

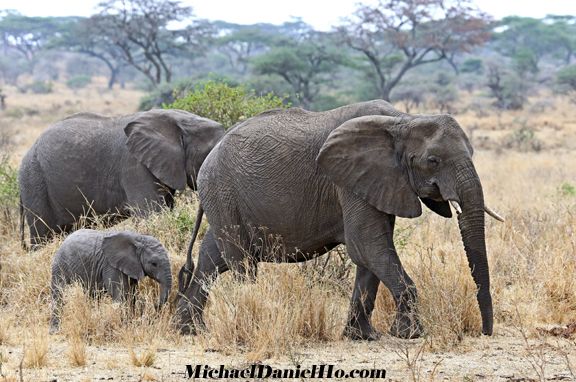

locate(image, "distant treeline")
(1, 0), (575, 110)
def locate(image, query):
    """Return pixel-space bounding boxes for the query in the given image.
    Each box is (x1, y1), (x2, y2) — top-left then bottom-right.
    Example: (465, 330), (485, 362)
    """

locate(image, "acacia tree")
(547, 16), (576, 65)
(252, 31), (344, 109)
(53, 17), (126, 89)
(94, 0), (212, 86)
(217, 26), (273, 76)
(0, 11), (55, 62)
(337, 0), (491, 100)
(494, 16), (576, 76)
(0, 11), (72, 77)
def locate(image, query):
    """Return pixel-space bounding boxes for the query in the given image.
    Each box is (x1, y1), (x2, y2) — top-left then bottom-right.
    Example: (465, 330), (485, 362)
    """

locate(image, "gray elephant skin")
(19, 109), (225, 248)
(176, 99), (500, 340)
(50, 229), (172, 334)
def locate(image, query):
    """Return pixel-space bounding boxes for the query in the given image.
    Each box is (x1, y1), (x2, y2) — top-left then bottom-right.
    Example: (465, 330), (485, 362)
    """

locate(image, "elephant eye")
(150, 261), (158, 267)
(427, 156), (440, 167)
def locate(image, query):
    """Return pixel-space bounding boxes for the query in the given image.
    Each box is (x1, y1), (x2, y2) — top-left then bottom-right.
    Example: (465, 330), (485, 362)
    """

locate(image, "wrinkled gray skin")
(176, 100), (494, 340)
(50, 229), (172, 334)
(19, 109), (225, 249)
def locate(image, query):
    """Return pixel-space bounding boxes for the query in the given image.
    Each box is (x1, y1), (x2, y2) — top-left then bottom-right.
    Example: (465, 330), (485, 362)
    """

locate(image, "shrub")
(556, 64), (576, 104)
(165, 81), (289, 129)
(0, 157), (19, 233)
(460, 58), (483, 74)
(502, 125), (542, 152)
(66, 75), (92, 90)
(559, 182), (576, 197)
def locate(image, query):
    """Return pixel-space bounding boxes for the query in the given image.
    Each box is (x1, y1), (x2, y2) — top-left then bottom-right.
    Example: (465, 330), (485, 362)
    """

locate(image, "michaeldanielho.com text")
(186, 364), (386, 379)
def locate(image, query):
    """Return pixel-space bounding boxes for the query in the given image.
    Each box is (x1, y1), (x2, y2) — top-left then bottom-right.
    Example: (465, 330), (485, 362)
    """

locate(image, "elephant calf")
(50, 229), (172, 334)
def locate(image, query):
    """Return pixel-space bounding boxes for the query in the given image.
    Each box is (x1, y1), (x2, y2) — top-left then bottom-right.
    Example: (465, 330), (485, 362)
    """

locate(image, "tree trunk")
(108, 67), (119, 90)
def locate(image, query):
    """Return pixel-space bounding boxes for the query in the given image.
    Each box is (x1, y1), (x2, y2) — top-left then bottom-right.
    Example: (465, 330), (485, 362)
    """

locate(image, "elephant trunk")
(454, 160), (493, 335)
(157, 268), (173, 309)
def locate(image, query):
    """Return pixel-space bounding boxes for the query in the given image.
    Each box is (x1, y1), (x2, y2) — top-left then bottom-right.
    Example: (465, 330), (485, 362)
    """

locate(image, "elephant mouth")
(419, 181), (443, 201)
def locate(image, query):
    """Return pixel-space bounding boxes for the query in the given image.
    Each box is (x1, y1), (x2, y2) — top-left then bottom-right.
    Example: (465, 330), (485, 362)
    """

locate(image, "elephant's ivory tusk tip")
(484, 205), (505, 222)
(449, 200), (462, 215)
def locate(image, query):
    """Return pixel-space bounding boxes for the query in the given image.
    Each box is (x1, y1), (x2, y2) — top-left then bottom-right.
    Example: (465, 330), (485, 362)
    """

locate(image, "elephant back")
(52, 229), (105, 288)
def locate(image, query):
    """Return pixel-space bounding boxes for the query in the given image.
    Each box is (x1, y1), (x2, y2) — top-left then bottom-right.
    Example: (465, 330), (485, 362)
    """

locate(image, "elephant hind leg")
(49, 278), (66, 334)
(28, 212), (57, 250)
(217, 224), (259, 282)
(178, 228), (228, 334)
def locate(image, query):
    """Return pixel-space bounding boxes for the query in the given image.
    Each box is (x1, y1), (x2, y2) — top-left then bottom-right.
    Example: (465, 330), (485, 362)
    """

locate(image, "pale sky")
(1, 0), (574, 30)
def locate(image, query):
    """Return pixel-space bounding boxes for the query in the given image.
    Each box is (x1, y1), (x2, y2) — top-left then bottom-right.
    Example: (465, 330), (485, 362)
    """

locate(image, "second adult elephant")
(176, 100), (503, 340)
(19, 109), (225, 248)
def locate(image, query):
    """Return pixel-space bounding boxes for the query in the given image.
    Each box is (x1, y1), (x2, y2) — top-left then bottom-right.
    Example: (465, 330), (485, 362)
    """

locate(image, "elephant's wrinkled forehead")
(137, 236), (168, 254)
(406, 115), (473, 156)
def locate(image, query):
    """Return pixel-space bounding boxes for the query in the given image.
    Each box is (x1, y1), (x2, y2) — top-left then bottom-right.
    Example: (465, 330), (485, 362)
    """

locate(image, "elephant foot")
(389, 311), (423, 339)
(178, 317), (206, 336)
(343, 322), (381, 341)
(179, 323), (196, 336)
(48, 322), (60, 335)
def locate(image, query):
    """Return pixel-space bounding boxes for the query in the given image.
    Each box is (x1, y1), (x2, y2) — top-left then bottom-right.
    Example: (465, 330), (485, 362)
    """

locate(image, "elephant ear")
(103, 232), (144, 281)
(124, 111), (187, 190)
(316, 115), (421, 218)
(420, 198), (452, 218)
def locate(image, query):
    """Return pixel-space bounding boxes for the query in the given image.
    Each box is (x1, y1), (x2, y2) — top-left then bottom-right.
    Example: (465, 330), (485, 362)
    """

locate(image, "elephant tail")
(177, 204), (203, 293)
(19, 194), (27, 251)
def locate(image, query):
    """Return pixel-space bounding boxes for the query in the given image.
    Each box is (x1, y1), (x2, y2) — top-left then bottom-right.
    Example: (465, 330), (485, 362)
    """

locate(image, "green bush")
(0, 157), (19, 231)
(559, 182), (576, 197)
(66, 75), (92, 90)
(165, 81), (289, 129)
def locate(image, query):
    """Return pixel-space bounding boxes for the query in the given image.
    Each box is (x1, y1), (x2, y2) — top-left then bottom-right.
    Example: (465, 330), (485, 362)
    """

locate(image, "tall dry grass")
(0, 82), (574, 378)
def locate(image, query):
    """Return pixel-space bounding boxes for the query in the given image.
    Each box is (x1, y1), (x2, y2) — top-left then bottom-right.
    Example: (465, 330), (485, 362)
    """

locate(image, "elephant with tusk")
(175, 99), (503, 340)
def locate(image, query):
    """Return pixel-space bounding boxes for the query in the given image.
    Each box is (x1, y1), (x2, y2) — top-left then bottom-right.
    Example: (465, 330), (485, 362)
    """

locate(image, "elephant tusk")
(450, 200), (462, 215)
(484, 205), (505, 222)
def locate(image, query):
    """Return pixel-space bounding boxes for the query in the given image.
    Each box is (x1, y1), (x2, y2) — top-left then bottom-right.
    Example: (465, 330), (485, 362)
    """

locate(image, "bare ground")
(1, 330), (575, 381)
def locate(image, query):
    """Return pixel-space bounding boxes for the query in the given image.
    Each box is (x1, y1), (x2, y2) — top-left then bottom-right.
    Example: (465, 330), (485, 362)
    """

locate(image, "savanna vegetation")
(0, 0), (575, 380)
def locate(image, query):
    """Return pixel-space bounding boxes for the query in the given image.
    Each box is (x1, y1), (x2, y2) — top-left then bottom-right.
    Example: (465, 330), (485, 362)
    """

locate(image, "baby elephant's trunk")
(157, 269), (173, 309)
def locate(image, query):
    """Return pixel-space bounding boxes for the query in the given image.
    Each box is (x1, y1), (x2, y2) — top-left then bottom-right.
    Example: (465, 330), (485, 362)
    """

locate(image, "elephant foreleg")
(102, 267), (131, 303)
(344, 265), (381, 340)
(342, 192), (422, 339)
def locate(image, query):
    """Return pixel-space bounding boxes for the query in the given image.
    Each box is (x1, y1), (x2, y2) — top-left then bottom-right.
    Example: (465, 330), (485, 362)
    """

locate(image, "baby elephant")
(50, 229), (172, 334)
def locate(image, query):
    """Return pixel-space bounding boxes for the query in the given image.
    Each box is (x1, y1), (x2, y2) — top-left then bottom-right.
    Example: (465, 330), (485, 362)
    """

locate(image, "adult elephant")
(175, 100), (503, 340)
(19, 109), (225, 249)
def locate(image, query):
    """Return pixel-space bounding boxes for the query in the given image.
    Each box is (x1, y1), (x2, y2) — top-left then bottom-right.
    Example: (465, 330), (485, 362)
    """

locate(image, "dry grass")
(129, 346), (157, 367)
(67, 335), (87, 367)
(0, 81), (575, 379)
(22, 328), (49, 369)
(200, 265), (344, 360)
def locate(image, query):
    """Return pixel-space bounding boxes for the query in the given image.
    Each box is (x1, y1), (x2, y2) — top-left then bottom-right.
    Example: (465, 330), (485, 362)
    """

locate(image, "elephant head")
(317, 114), (502, 335)
(124, 109), (225, 191)
(103, 232), (173, 308)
